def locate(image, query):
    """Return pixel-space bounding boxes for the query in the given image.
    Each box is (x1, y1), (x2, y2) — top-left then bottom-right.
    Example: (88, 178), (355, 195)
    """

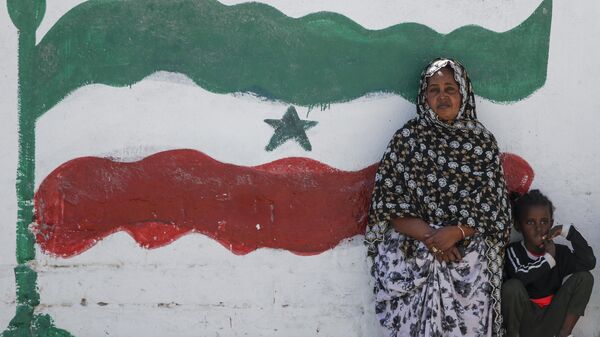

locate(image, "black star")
(264, 106), (318, 151)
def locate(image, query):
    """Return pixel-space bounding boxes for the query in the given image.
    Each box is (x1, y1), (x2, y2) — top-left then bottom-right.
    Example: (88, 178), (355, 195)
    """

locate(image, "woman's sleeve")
(369, 128), (420, 225)
(478, 139), (512, 242)
(365, 126), (421, 255)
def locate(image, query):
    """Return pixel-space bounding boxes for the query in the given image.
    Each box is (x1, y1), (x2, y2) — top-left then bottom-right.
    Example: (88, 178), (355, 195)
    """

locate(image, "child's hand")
(543, 239), (556, 257)
(542, 225), (563, 240)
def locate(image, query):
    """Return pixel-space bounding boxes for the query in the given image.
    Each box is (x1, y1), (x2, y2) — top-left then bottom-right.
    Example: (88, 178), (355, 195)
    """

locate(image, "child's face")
(520, 205), (554, 249)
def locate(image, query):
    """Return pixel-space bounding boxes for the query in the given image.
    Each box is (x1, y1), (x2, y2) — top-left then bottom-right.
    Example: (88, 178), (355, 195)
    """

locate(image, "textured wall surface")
(1, 0), (599, 336)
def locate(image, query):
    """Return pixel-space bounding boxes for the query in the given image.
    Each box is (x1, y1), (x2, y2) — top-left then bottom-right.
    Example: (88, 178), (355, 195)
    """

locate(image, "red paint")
(34, 150), (533, 257)
(500, 152), (535, 196)
(34, 150), (377, 257)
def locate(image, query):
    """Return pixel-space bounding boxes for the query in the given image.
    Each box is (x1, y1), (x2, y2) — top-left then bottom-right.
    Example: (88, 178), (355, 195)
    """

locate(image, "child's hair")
(510, 189), (555, 231)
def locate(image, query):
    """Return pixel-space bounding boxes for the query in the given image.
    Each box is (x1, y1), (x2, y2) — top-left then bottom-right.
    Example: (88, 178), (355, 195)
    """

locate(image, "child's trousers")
(501, 271), (594, 337)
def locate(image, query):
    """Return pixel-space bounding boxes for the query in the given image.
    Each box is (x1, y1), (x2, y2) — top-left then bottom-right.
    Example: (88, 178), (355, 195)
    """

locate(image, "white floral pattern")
(374, 228), (492, 337)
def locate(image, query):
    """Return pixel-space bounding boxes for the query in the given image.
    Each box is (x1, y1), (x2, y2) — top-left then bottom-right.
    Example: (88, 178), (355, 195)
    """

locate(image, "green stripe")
(33, 0), (551, 118)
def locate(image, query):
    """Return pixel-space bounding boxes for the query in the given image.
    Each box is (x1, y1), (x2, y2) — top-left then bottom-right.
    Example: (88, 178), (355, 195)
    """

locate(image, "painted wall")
(1, 0), (599, 336)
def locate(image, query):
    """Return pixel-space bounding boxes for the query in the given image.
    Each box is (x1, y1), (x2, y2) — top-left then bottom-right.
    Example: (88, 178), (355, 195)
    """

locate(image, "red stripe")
(34, 150), (533, 257)
(34, 150), (377, 257)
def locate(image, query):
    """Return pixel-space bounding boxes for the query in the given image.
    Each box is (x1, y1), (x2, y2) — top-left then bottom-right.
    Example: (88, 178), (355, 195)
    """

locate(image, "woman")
(365, 58), (512, 337)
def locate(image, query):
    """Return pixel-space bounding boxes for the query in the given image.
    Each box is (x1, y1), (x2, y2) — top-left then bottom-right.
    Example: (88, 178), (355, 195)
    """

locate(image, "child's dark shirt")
(504, 225), (596, 299)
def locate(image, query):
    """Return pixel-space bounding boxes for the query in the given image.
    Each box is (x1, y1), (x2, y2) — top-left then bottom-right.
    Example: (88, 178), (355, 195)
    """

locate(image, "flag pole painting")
(4, 0), (551, 335)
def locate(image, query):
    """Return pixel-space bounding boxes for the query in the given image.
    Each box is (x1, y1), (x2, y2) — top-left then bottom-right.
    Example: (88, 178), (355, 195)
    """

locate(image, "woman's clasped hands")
(424, 226), (464, 263)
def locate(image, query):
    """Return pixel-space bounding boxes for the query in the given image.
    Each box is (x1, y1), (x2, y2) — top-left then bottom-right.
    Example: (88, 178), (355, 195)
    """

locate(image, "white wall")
(1, 0), (600, 336)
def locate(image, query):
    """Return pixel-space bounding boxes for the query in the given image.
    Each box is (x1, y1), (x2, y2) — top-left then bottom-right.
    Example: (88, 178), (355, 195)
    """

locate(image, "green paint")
(1, 266), (74, 337)
(265, 106), (318, 151)
(6, 0), (45, 31)
(15, 30), (36, 265)
(14, 265), (40, 310)
(32, 0), (552, 118)
(4, 0), (74, 335)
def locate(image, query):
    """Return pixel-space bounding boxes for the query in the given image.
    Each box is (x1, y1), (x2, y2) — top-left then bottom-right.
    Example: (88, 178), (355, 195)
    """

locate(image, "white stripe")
(561, 223), (572, 238)
(508, 247), (547, 273)
(507, 246), (545, 273)
(507, 246), (520, 271)
(520, 240), (545, 260)
(544, 252), (556, 268)
(35, 70), (538, 189)
(35, 72), (413, 187)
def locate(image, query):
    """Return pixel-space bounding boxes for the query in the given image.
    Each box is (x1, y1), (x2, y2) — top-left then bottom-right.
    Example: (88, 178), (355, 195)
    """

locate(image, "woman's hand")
(424, 226), (463, 252)
(423, 230), (440, 255)
(444, 246), (463, 262)
(432, 244), (463, 263)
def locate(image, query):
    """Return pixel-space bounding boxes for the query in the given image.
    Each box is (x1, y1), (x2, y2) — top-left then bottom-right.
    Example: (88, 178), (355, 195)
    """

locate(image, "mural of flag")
(2, 0), (550, 336)
(31, 0), (548, 256)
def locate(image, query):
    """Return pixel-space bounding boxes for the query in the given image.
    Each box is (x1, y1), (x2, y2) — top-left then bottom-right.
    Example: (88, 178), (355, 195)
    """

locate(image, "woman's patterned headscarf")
(418, 58), (477, 127)
(365, 58), (512, 336)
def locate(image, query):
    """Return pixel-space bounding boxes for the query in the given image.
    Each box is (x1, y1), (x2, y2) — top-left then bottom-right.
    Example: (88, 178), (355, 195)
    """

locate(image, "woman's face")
(426, 67), (462, 122)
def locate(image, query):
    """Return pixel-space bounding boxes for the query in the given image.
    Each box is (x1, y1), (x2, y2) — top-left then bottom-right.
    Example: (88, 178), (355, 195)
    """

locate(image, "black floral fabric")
(365, 58), (511, 337)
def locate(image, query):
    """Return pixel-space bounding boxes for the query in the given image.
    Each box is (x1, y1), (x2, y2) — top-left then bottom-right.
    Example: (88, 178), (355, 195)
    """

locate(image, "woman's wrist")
(419, 227), (436, 242)
(456, 224), (475, 239)
(449, 226), (462, 243)
(391, 217), (433, 242)
(457, 225), (466, 240)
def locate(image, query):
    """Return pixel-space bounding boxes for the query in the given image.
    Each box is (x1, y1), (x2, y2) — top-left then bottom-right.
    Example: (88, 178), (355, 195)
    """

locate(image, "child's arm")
(505, 245), (554, 285)
(562, 224), (596, 273)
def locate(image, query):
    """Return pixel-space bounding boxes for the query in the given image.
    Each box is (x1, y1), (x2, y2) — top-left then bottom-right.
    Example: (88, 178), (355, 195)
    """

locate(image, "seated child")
(502, 189), (595, 337)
